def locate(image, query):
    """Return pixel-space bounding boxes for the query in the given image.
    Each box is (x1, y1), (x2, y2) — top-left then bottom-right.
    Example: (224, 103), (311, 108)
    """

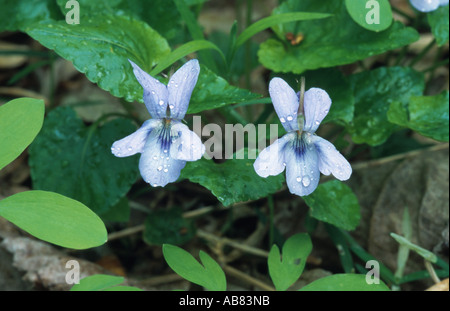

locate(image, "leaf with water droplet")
(29, 106), (139, 216)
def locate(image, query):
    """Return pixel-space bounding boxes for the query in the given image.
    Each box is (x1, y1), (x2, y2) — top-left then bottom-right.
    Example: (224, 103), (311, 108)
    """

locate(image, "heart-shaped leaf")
(29, 106), (139, 215)
(163, 244), (226, 291)
(268, 233), (312, 291)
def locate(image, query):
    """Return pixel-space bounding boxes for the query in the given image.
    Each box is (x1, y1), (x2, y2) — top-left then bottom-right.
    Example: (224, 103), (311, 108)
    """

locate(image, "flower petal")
(111, 119), (161, 157)
(312, 136), (352, 181)
(167, 59), (200, 120)
(269, 77), (299, 132)
(139, 129), (186, 187)
(303, 88), (332, 133)
(440, 0), (449, 6)
(169, 122), (205, 161)
(410, 0), (440, 12)
(129, 59), (168, 119)
(253, 132), (295, 178)
(284, 138), (320, 196)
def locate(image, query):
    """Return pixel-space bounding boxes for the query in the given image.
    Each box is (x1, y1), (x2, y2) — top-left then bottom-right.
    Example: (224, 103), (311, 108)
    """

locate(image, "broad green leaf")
(25, 17), (170, 103)
(188, 65), (262, 114)
(180, 150), (284, 206)
(0, 98), (45, 170)
(162, 244), (226, 291)
(390, 233), (438, 263)
(299, 273), (390, 291)
(143, 208), (196, 245)
(275, 68), (355, 125)
(303, 180), (360, 231)
(71, 274), (142, 291)
(428, 5), (449, 46)
(29, 107), (139, 215)
(0, 0), (62, 31)
(0, 190), (107, 249)
(258, 0), (419, 74)
(388, 91), (449, 142)
(56, 0), (181, 41)
(348, 66), (425, 146)
(345, 0), (393, 32)
(268, 233), (312, 291)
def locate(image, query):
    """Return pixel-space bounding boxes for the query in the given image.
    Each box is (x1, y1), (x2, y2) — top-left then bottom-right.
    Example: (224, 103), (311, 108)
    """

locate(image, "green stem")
(267, 195), (274, 248)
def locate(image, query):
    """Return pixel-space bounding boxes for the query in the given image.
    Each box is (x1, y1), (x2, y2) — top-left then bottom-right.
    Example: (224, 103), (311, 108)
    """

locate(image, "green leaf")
(388, 91), (449, 142)
(0, 98), (45, 171)
(162, 244), (226, 291)
(0, 190), (107, 249)
(428, 5), (449, 46)
(268, 233), (312, 291)
(258, 0), (419, 74)
(345, 0), (393, 32)
(25, 17), (170, 103)
(70, 274), (142, 291)
(180, 150), (284, 206)
(303, 180), (360, 231)
(56, 0), (181, 41)
(29, 107), (139, 215)
(236, 12), (332, 47)
(299, 273), (390, 291)
(188, 65), (262, 114)
(390, 233), (437, 263)
(348, 66), (425, 146)
(0, 0), (62, 31)
(143, 208), (196, 245)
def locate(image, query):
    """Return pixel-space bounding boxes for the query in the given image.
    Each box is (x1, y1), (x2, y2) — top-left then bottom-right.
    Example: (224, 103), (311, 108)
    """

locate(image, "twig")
(352, 143), (448, 171)
(223, 265), (275, 291)
(424, 260), (441, 284)
(107, 225), (144, 241)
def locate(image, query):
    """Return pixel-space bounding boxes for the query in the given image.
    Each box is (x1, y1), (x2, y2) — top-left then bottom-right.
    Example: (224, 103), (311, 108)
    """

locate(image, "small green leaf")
(0, 190), (107, 249)
(345, 0), (393, 32)
(180, 150), (284, 206)
(299, 273), (390, 291)
(143, 208), (196, 245)
(348, 66), (425, 146)
(25, 17), (170, 102)
(29, 107), (139, 215)
(428, 4), (449, 46)
(390, 233), (437, 263)
(163, 244), (226, 291)
(0, 98), (45, 170)
(188, 65), (262, 114)
(303, 180), (360, 231)
(268, 233), (312, 291)
(387, 91), (449, 142)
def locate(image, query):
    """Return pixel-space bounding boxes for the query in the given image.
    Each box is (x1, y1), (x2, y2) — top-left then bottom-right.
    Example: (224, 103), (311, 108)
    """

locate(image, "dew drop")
(315, 120), (320, 125)
(127, 146), (133, 151)
(169, 105), (174, 109)
(152, 183), (158, 187)
(151, 91), (156, 95)
(280, 117), (286, 123)
(287, 115), (293, 121)
(153, 155), (158, 160)
(163, 168), (168, 173)
(296, 177), (302, 182)
(163, 149), (168, 153)
(157, 166), (163, 171)
(159, 99), (164, 106)
(302, 176), (311, 187)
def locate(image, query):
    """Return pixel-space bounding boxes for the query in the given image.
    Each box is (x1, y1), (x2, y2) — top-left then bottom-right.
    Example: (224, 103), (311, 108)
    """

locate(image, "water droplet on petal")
(315, 120), (320, 125)
(157, 166), (163, 171)
(169, 105), (174, 109)
(159, 100), (164, 106)
(296, 177), (302, 182)
(287, 115), (293, 121)
(302, 176), (311, 187)
(127, 146), (133, 151)
(163, 168), (168, 173)
(152, 183), (158, 187)
(153, 155), (158, 160)
(151, 91), (156, 95)
(163, 149), (168, 153)
(280, 117), (286, 123)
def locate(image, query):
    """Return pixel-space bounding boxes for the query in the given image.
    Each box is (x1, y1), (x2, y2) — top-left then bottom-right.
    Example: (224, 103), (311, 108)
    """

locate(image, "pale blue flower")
(254, 78), (352, 196)
(410, 0), (448, 12)
(111, 59), (205, 187)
